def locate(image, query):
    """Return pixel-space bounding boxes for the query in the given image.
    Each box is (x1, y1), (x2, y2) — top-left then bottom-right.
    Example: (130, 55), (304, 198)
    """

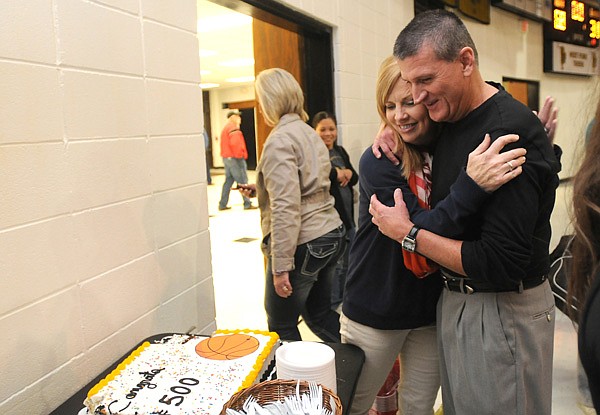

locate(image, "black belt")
(441, 270), (547, 294)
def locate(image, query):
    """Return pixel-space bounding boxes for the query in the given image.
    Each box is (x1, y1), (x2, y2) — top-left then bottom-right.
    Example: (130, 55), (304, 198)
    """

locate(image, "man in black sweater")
(370, 10), (560, 415)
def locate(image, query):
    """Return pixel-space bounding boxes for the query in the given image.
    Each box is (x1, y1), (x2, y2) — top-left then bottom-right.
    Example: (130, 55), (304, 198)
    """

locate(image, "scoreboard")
(545, 0), (600, 47)
(544, 0), (599, 75)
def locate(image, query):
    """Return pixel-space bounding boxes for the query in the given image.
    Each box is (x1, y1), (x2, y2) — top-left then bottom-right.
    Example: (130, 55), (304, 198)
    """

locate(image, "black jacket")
(328, 144), (358, 230)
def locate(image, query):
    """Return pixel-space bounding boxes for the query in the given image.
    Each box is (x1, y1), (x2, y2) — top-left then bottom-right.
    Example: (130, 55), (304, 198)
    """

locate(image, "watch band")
(408, 225), (420, 239)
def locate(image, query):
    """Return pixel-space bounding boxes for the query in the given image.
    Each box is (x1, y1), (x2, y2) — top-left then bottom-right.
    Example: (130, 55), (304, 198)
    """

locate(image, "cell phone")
(232, 185), (256, 197)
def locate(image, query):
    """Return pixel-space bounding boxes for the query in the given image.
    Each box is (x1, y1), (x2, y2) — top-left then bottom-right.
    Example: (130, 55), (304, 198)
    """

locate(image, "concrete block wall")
(0, 1), (215, 414)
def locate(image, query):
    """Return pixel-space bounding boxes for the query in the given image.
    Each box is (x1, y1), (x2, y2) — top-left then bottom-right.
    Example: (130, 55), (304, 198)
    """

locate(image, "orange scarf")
(402, 153), (438, 278)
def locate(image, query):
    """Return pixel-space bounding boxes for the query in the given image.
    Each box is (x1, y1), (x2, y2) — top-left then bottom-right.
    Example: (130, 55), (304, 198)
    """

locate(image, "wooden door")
(252, 19), (304, 159)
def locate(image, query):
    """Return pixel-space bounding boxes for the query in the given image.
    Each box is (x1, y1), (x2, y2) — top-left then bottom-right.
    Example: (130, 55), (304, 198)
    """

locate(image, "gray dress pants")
(437, 280), (555, 415)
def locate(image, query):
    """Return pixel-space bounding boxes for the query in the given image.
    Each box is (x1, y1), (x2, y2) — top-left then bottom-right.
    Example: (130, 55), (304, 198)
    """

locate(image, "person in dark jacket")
(312, 111), (358, 309)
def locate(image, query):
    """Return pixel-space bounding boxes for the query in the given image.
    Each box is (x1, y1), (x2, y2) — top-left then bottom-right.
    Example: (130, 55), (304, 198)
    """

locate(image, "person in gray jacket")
(240, 68), (345, 342)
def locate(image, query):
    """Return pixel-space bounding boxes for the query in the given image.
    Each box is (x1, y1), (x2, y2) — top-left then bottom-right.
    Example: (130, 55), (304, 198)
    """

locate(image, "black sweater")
(429, 85), (561, 289)
(343, 149), (489, 329)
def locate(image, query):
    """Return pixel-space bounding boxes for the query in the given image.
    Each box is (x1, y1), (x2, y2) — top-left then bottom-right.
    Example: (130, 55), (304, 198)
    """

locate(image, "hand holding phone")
(232, 183), (256, 198)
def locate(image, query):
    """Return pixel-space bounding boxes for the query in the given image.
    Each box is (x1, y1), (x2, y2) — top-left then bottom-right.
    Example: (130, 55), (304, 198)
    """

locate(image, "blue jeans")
(264, 224), (346, 342)
(331, 226), (355, 309)
(219, 157), (251, 209)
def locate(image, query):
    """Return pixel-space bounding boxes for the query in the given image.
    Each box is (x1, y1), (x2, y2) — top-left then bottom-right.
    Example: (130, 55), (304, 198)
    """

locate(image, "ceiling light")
(198, 14), (251, 33)
(225, 76), (255, 83)
(219, 58), (255, 67)
(200, 83), (220, 89)
(200, 69), (211, 76)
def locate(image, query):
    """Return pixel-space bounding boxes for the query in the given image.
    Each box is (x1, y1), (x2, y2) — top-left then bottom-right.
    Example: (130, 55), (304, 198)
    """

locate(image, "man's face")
(398, 44), (467, 123)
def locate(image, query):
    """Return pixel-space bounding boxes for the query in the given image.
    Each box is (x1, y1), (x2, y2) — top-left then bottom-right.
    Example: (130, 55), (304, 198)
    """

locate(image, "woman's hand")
(466, 134), (526, 193)
(372, 123), (401, 165)
(534, 96), (558, 144)
(273, 272), (292, 298)
(237, 183), (257, 198)
(336, 168), (352, 187)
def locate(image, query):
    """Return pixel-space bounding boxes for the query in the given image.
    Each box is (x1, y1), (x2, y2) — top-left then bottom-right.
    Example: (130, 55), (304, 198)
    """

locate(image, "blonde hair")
(375, 56), (423, 178)
(255, 68), (309, 127)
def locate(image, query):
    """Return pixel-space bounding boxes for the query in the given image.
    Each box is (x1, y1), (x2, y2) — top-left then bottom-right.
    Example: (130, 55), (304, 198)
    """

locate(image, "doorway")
(239, 108), (257, 170)
(197, 0), (334, 337)
(502, 77), (540, 112)
(197, 0), (334, 161)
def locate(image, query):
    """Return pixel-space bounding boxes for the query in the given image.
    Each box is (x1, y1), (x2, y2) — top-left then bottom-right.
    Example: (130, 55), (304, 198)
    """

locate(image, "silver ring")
(507, 160), (514, 171)
(544, 126), (549, 134)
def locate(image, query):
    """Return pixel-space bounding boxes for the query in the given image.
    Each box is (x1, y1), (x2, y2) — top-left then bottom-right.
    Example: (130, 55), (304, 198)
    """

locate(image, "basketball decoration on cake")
(196, 333), (260, 360)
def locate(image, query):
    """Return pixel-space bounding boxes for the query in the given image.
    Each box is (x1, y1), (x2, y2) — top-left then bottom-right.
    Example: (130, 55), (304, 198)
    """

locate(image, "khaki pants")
(340, 313), (440, 415)
(437, 280), (555, 415)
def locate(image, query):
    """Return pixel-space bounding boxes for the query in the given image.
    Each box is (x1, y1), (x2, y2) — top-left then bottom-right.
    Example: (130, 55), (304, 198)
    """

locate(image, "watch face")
(402, 238), (416, 252)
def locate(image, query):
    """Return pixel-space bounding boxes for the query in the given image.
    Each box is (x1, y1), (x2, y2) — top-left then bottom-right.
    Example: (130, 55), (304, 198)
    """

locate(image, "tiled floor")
(207, 169), (592, 414)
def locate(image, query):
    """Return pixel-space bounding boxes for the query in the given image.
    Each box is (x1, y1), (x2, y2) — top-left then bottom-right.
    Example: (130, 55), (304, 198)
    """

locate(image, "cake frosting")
(83, 330), (280, 415)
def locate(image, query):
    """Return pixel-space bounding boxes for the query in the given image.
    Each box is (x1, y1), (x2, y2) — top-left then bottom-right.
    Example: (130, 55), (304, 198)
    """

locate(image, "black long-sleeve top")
(427, 84), (561, 289)
(328, 144), (359, 230)
(343, 149), (489, 330)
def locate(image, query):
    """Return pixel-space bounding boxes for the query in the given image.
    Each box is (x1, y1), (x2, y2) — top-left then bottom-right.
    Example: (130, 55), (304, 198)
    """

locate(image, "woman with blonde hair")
(340, 56), (530, 415)
(244, 68), (346, 342)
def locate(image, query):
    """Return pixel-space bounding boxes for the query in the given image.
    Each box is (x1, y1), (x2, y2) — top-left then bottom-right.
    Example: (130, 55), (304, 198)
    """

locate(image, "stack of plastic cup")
(275, 341), (337, 394)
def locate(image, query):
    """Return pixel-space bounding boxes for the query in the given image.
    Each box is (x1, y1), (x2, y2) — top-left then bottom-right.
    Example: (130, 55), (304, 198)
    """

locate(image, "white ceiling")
(197, 0), (255, 89)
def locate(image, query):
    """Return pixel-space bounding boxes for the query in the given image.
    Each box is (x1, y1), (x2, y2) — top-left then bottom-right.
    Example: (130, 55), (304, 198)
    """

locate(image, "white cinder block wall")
(0, 0), (214, 414)
(0, 0), (590, 413)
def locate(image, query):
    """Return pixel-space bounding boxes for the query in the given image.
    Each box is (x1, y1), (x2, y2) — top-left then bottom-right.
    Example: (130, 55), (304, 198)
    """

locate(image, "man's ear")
(458, 47), (475, 76)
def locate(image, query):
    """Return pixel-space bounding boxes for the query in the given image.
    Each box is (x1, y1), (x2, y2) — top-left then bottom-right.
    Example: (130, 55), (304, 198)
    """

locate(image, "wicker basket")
(220, 379), (342, 415)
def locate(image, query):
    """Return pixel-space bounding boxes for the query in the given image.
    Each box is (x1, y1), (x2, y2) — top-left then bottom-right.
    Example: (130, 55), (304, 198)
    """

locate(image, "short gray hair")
(393, 9), (478, 65)
(255, 68), (308, 126)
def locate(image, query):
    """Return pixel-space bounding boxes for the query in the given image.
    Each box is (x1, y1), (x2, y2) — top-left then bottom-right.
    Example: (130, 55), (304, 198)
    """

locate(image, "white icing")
(85, 332), (279, 415)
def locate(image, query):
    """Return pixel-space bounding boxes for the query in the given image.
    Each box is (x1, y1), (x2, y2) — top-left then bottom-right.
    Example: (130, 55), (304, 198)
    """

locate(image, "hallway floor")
(207, 169), (591, 414)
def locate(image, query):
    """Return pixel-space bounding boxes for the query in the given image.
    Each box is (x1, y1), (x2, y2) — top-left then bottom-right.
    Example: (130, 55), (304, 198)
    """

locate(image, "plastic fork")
(284, 396), (304, 415)
(308, 382), (322, 412)
(243, 396), (258, 415)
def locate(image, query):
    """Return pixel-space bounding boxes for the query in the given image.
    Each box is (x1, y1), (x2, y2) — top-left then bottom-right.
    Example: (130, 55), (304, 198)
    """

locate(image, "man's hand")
(466, 134), (526, 192)
(371, 123), (400, 165)
(534, 96), (558, 144)
(369, 189), (412, 242)
(273, 272), (292, 298)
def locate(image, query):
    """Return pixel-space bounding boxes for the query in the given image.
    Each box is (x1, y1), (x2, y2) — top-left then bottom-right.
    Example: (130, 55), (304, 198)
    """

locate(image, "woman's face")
(315, 118), (337, 149)
(385, 78), (437, 147)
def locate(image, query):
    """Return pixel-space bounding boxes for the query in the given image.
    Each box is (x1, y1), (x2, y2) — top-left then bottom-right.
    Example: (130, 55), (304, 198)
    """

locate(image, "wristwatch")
(401, 225), (421, 253)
